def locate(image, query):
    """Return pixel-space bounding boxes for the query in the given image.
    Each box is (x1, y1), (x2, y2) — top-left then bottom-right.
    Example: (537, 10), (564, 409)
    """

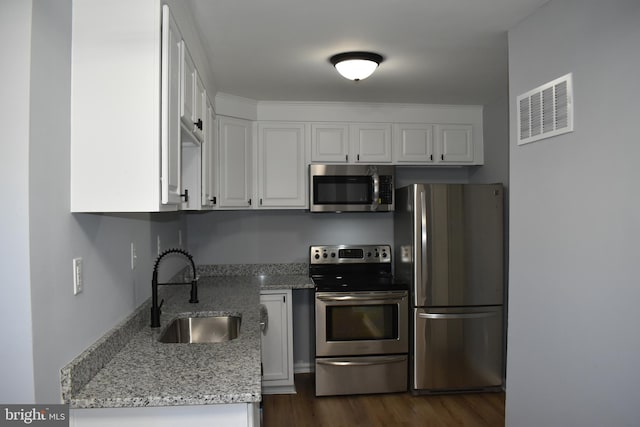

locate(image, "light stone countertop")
(62, 273), (313, 409)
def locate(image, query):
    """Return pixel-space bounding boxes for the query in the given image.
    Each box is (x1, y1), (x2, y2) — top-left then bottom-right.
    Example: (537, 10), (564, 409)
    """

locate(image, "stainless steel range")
(310, 244), (408, 396)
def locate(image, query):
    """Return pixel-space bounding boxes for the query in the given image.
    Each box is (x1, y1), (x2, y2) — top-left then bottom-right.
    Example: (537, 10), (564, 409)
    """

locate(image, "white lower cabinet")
(260, 290), (295, 394)
(71, 403), (259, 427)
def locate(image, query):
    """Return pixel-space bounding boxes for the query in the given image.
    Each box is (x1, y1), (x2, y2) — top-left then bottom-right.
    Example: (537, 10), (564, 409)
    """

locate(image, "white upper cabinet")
(311, 123), (350, 163)
(350, 123), (392, 163)
(181, 45), (195, 132)
(180, 45), (205, 143)
(393, 124), (435, 163)
(201, 100), (218, 208)
(70, 1), (214, 212)
(393, 123), (475, 164)
(310, 123), (391, 163)
(437, 124), (473, 163)
(218, 116), (253, 208)
(193, 75), (206, 142)
(71, 2), (186, 212)
(160, 6), (183, 205)
(257, 122), (308, 208)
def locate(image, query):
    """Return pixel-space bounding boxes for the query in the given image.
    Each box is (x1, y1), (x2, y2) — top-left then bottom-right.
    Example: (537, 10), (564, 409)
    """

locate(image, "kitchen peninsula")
(62, 266), (312, 427)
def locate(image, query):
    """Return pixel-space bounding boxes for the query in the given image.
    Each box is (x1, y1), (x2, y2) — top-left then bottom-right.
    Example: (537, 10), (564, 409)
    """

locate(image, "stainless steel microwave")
(309, 164), (395, 212)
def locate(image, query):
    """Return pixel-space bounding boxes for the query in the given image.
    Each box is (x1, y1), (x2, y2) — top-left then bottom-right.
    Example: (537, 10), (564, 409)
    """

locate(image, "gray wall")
(506, 1), (640, 425)
(0, 0), (36, 403)
(0, 0), (185, 402)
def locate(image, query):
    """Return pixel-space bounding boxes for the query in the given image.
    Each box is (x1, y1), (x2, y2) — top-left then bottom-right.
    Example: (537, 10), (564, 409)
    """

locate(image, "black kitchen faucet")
(150, 248), (199, 328)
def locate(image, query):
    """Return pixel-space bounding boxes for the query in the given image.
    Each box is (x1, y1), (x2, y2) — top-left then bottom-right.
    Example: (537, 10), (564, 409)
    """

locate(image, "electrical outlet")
(73, 258), (83, 295)
(130, 243), (137, 270)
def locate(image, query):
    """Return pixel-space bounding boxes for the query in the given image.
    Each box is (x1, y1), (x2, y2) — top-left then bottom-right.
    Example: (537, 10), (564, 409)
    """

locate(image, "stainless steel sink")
(158, 315), (241, 343)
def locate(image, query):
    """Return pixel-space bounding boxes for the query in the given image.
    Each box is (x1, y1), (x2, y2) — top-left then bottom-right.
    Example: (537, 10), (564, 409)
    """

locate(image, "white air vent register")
(517, 73), (573, 145)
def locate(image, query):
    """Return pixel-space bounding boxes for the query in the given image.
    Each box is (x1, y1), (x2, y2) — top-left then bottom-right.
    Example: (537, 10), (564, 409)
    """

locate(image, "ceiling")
(186, 0), (549, 106)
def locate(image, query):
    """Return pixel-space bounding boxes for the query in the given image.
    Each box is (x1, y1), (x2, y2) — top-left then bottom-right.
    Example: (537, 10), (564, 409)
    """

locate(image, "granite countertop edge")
(62, 269), (313, 410)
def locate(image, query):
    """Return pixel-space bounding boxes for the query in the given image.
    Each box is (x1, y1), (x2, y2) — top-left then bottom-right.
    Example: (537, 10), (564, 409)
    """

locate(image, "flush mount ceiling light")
(329, 51), (384, 81)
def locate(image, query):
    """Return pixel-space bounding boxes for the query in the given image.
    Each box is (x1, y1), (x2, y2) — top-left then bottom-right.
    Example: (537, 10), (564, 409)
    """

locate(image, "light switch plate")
(130, 243), (137, 270)
(73, 257), (83, 295)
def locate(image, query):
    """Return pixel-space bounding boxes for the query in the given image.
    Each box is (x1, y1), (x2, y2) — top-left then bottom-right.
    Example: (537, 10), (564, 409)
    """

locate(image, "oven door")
(315, 291), (408, 356)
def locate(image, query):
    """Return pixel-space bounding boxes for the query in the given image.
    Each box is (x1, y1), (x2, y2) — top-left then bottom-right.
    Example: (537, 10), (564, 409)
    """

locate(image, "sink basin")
(159, 315), (241, 343)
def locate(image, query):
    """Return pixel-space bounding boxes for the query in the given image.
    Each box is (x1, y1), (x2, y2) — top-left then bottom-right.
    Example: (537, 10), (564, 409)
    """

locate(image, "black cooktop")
(312, 275), (408, 292)
(309, 244), (407, 292)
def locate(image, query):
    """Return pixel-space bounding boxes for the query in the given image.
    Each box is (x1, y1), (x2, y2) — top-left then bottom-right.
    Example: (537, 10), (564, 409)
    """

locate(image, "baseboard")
(294, 361), (314, 374)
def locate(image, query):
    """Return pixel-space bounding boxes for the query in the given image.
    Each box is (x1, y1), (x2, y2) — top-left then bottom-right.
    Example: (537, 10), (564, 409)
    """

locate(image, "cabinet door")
(193, 75), (206, 142)
(393, 124), (435, 163)
(258, 123), (307, 208)
(437, 124), (473, 163)
(180, 43), (196, 130)
(201, 101), (217, 208)
(261, 290), (294, 391)
(218, 117), (252, 208)
(311, 123), (349, 163)
(351, 123), (392, 163)
(160, 6), (182, 205)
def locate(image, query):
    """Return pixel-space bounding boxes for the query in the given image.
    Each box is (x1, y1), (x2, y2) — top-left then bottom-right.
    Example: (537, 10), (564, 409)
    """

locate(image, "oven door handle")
(317, 356), (406, 367)
(316, 293), (407, 303)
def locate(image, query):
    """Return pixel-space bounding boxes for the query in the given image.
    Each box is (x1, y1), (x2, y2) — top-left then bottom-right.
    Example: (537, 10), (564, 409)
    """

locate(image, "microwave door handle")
(372, 173), (380, 209)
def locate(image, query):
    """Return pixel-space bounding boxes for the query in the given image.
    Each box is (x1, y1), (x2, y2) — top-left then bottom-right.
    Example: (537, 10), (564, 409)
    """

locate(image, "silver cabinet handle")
(317, 356), (406, 367)
(417, 311), (497, 320)
(259, 304), (268, 334)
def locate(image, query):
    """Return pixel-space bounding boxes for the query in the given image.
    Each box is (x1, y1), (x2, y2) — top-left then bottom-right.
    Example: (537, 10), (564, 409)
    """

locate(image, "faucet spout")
(150, 248), (199, 328)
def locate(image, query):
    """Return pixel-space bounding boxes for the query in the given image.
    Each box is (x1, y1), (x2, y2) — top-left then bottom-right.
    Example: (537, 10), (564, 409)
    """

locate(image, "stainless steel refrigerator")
(394, 184), (504, 393)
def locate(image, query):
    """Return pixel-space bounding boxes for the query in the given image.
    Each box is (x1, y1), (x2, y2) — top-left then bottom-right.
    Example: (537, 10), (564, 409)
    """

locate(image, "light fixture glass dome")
(330, 52), (383, 81)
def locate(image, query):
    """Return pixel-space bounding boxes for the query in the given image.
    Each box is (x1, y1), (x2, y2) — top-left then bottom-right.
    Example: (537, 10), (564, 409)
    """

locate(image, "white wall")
(0, 0), (186, 403)
(0, 0), (36, 403)
(506, 1), (640, 426)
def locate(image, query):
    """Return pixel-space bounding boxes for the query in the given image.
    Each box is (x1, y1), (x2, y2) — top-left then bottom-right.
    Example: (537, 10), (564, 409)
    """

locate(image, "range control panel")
(310, 245), (391, 264)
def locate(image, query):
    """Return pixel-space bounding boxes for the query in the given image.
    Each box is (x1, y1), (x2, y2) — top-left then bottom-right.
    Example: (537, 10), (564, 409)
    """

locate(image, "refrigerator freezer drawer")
(413, 306), (503, 392)
(315, 355), (408, 396)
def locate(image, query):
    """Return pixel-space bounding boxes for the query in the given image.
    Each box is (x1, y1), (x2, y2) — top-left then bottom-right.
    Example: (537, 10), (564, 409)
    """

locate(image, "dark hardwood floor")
(263, 374), (505, 427)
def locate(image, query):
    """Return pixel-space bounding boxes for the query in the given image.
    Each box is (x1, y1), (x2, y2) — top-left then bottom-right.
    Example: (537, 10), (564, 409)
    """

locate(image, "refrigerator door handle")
(418, 311), (498, 320)
(413, 188), (429, 306)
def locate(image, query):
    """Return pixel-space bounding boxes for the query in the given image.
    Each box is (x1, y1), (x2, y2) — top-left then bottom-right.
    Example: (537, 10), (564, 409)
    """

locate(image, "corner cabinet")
(257, 122), (308, 208)
(260, 290), (295, 394)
